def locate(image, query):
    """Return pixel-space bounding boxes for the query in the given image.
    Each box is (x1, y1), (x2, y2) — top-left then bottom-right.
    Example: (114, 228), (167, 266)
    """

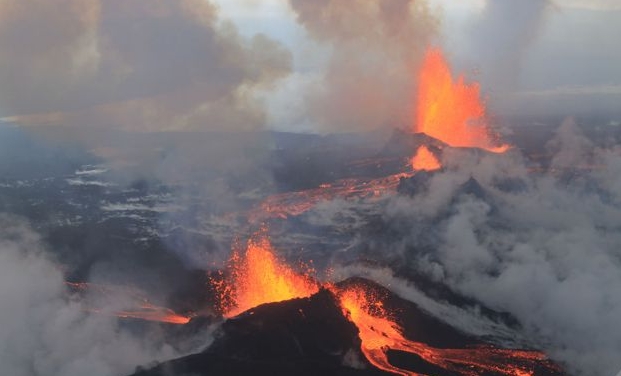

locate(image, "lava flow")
(335, 284), (556, 376)
(248, 173), (408, 222)
(411, 145), (441, 171)
(214, 233), (319, 317)
(416, 47), (509, 153)
(66, 282), (191, 324)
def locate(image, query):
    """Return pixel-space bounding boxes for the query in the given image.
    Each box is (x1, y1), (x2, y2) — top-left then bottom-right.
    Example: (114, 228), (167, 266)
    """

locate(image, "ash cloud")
(0, 215), (204, 376)
(468, 0), (550, 88)
(367, 123), (621, 376)
(0, 0), (291, 132)
(286, 0), (439, 132)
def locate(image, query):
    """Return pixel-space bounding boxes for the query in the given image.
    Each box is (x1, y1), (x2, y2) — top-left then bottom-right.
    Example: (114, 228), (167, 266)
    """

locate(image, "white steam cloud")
(0, 215), (200, 376)
(377, 121), (621, 376)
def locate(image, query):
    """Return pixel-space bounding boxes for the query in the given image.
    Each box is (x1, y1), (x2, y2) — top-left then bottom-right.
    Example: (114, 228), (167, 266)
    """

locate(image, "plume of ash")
(373, 120), (621, 375)
(456, 0), (551, 112)
(0, 215), (205, 376)
(0, 0), (291, 132)
(0, 0), (291, 259)
(287, 0), (439, 132)
(472, 0), (550, 77)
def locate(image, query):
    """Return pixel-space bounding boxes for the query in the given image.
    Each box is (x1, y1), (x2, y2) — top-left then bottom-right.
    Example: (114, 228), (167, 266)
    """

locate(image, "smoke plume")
(0, 215), (205, 376)
(0, 0), (291, 132)
(286, 0), (439, 132)
(462, 0), (552, 112)
(371, 122), (621, 376)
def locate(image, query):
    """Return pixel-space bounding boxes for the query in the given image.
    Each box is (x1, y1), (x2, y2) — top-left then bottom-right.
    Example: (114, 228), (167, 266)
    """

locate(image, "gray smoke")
(0, 215), (206, 376)
(286, 0), (439, 132)
(467, 0), (550, 89)
(0, 0), (291, 132)
(373, 122), (621, 376)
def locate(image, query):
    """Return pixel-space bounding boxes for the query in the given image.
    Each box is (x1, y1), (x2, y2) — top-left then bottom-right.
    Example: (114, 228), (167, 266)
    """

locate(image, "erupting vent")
(415, 47), (508, 153)
(411, 145), (441, 171)
(207, 237), (562, 376)
(214, 233), (319, 318)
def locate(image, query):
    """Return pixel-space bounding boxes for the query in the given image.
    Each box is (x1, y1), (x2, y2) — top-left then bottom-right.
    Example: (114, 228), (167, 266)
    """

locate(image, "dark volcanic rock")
(397, 170), (435, 196)
(130, 278), (567, 376)
(336, 277), (478, 349)
(380, 129), (446, 158)
(130, 289), (386, 376)
(207, 289), (361, 364)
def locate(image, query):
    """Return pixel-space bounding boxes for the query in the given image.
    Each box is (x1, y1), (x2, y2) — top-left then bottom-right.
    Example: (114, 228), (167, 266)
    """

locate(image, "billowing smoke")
(0, 215), (205, 376)
(0, 0), (291, 132)
(0, 0), (292, 231)
(364, 122), (621, 376)
(286, 0), (438, 132)
(468, 0), (550, 87)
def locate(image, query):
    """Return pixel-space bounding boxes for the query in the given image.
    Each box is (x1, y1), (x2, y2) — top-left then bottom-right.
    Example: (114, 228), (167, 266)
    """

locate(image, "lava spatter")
(415, 47), (509, 153)
(214, 232), (319, 318)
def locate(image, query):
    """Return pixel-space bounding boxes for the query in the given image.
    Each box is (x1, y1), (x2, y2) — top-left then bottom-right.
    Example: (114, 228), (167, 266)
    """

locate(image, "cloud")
(0, 0), (291, 132)
(554, 0), (621, 11)
(0, 214), (202, 376)
(285, 0), (439, 132)
(465, 0), (551, 92)
(515, 84), (621, 97)
(374, 125), (621, 375)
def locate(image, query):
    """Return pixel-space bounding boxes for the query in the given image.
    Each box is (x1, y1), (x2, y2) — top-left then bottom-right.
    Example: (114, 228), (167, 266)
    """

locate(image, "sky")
(0, 0), (619, 133)
(213, 0), (621, 128)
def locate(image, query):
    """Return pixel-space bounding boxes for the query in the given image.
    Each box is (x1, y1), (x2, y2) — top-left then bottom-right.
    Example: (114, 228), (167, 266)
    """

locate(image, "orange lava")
(248, 173), (408, 222)
(66, 282), (191, 325)
(416, 47), (509, 153)
(411, 146), (441, 171)
(336, 284), (549, 376)
(215, 233), (319, 317)
(114, 303), (191, 324)
(336, 285), (414, 375)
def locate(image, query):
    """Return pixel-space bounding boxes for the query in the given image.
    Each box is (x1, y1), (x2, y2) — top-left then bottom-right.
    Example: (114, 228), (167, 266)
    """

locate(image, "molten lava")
(248, 173), (408, 222)
(336, 284), (553, 376)
(411, 145), (441, 171)
(66, 282), (191, 325)
(416, 47), (509, 153)
(215, 233), (319, 317)
(336, 285), (414, 375)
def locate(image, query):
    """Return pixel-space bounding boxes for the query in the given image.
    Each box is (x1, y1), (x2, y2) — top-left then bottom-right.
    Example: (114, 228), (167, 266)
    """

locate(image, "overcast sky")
(214, 0), (621, 126)
(0, 0), (619, 133)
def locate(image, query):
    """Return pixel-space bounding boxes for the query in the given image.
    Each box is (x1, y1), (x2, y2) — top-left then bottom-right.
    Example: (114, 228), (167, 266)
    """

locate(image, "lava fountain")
(415, 47), (509, 153)
(214, 232), (319, 318)
(411, 145), (441, 171)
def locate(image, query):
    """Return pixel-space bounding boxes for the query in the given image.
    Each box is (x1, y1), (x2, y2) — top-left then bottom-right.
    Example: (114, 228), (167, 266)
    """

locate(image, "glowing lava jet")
(411, 145), (441, 171)
(335, 284), (555, 376)
(215, 233), (319, 318)
(416, 47), (509, 153)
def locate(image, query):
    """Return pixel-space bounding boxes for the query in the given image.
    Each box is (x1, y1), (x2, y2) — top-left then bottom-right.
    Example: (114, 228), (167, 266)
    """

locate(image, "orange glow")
(66, 282), (191, 325)
(411, 145), (441, 171)
(113, 303), (191, 324)
(215, 233), (319, 317)
(336, 285), (413, 375)
(335, 284), (548, 376)
(416, 47), (509, 153)
(248, 173), (409, 222)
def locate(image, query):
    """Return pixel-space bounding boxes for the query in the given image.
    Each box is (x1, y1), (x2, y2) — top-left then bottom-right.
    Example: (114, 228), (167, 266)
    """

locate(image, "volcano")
(129, 278), (565, 376)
